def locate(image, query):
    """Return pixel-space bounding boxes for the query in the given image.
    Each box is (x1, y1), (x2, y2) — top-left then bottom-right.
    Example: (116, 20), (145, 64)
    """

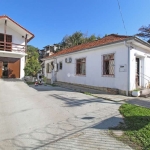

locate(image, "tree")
(24, 45), (41, 76)
(56, 31), (101, 51)
(137, 25), (150, 43)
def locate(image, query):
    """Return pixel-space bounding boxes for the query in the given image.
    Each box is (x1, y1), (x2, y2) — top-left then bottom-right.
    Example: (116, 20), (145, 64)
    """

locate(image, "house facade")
(42, 34), (150, 95)
(0, 15), (34, 79)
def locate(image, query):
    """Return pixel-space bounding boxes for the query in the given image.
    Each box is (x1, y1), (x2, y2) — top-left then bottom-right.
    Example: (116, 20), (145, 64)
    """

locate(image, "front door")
(0, 61), (3, 78)
(135, 58), (140, 87)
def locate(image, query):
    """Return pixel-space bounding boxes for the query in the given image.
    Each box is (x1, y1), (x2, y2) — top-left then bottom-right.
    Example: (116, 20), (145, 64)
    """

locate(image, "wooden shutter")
(6, 35), (12, 51)
(0, 61), (3, 78)
(6, 35), (12, 42)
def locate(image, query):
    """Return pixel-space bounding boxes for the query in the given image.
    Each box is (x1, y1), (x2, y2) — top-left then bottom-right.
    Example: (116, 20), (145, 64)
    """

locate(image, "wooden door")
(0, 61), (3, 78)
(8, 58), (20, 78)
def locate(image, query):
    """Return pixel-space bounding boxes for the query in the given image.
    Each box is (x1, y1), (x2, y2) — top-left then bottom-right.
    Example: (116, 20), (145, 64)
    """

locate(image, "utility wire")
(117, 0), (127, 35)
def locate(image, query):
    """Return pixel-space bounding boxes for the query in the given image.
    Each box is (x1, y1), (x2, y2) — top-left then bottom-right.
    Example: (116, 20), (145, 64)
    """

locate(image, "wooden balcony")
(0, 41), (26, 53)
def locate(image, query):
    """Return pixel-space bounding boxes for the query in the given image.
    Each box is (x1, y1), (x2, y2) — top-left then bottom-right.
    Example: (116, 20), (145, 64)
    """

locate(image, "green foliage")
(24, 45), (41, 76)
(56, 31), (101, 51)
(137, 25), (150, 43)
(84, 92), (92, 95)
(119, 103), (150, 150)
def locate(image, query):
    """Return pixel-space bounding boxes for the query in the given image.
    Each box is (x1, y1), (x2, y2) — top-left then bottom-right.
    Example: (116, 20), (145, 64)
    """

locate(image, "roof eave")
(44, 36), (150, 60)
(133, 37), (150, 48)
(0, 15), (34, 41)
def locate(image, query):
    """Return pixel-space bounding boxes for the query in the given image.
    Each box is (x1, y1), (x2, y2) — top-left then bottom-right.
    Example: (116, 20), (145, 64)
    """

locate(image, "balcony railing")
(0, 41), (26, 53)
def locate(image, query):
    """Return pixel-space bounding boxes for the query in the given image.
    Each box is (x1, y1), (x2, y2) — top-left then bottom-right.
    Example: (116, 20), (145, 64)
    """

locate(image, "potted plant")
(132, 89), (141, 97)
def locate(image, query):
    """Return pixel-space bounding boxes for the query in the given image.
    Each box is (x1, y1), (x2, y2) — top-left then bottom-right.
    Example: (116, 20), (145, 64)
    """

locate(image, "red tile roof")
(0, 15), (34, 42)
(45, 34), (131, 59)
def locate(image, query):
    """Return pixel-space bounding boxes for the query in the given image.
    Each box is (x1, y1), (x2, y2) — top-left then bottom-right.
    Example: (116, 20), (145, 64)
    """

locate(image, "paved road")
(0, 79), (132, 150)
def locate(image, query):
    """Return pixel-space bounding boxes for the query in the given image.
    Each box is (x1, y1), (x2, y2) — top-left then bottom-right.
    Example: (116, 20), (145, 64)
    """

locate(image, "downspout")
(124, 41), (130, 96)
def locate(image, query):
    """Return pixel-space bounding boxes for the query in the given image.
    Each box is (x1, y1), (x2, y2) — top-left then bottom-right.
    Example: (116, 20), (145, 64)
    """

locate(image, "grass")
(119, 103), (150, 150)
(84, 92), (92, 95)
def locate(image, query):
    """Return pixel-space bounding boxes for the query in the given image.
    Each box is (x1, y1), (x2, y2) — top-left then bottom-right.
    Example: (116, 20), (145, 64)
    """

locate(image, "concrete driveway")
(0, 79), (132, 150)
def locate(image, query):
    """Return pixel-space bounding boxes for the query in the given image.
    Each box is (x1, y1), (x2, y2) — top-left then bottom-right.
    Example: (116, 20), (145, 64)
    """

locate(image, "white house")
(0, 15), (34, 79)
(42, 34), (150, 96)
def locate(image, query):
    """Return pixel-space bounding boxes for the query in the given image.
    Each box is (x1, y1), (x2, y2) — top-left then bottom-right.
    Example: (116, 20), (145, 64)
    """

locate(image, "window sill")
(102, 75), (115, 78)
(76, 74), (86, 77)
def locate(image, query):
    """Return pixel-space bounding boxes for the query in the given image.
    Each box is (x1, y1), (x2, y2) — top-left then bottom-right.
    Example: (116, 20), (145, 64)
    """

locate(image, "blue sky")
(0, 0), (150, 49)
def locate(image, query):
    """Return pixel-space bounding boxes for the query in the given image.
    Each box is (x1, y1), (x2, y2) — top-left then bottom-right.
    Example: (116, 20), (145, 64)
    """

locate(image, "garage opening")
(0, 57), (20, 78)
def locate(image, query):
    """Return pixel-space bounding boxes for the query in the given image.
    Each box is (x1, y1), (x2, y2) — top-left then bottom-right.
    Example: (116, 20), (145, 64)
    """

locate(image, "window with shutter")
(0, 34), (12, 51)
(6, 35), (12, 51)
(102, 53), (115, 77)
(76, 58), (86, 75)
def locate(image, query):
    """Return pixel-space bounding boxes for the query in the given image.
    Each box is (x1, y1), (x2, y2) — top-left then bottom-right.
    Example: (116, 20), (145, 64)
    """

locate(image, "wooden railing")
(0, 41), (26, 53)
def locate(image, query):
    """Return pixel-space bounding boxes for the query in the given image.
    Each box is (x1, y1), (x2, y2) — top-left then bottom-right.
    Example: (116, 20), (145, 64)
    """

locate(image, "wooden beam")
(4, 19), (7, 51)
(25, 34), (28, 53)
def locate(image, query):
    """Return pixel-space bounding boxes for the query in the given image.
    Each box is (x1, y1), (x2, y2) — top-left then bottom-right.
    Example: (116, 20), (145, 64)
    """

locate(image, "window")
(103, 53), (115, 76)
(0, 34), (12, 51)
(59, 62), (62, 70)
(76, 58), (86, 75)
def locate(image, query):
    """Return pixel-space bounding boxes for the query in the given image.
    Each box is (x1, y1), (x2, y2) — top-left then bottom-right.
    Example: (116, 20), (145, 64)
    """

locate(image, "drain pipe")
(124, 41), (130, 96)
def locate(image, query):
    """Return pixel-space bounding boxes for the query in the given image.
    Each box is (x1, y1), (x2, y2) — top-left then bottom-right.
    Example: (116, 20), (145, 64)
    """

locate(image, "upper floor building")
(0, 15), (34, 79)
(0, 15), (34, 56)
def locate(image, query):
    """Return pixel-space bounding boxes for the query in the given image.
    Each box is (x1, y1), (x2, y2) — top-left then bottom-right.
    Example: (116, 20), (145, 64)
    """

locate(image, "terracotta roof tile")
(45, 34), (131, 59)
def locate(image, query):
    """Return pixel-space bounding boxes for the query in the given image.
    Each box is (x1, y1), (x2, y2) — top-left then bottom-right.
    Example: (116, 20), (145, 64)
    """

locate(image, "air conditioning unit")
(65, 57), (72, 63)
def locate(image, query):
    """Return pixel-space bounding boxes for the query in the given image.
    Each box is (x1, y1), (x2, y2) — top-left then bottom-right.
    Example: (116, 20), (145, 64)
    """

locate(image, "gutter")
(134, 36), (150, 48)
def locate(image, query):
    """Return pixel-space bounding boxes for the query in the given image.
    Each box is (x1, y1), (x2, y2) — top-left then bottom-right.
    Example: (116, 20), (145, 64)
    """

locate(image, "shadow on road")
(50, 94), (122, 107)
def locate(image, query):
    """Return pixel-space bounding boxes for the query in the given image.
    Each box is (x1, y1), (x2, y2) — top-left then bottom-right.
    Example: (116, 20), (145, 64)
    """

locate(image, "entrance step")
(140, 89), (150, 98)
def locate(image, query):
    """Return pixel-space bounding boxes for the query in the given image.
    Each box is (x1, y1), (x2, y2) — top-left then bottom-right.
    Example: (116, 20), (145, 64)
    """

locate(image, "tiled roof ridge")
(45, 34), (132, 59)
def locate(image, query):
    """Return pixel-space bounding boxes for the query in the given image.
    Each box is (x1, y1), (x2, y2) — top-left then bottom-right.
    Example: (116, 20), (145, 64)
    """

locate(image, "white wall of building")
(0, 24), (26, 79)
(45, 43), (129, 92)
(0, 24), (25, 45)
(44, 42), (150, 92)
(129, 47), (150, 90)
(20, 56), (25, 79)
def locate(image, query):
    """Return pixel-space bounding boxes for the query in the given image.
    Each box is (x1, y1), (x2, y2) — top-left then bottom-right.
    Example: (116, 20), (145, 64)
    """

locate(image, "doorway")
(0, 61), (3, 78)
(135, 58), (140, 87)
(2, 62), (8, 78)
(0, 57), (20, 78)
